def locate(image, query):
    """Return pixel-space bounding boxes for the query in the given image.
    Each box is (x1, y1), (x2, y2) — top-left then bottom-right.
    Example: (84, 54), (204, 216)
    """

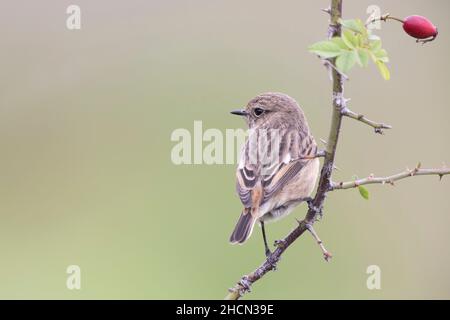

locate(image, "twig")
(366, 13), (404, 27)
(341, 107), (392, 134)
(331, 166), (450, 190)
(305, 223), (333, 261)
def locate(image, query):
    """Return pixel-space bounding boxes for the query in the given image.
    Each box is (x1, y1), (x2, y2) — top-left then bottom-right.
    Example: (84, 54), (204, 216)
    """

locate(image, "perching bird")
(229, 92), (320, 256)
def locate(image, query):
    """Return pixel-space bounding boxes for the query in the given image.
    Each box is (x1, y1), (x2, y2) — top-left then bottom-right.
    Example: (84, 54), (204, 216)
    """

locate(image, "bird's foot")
(306, 198), (323, 219)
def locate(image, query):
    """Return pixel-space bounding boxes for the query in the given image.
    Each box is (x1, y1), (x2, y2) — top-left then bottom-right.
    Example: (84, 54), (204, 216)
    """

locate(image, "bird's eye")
(253, 108), (264, 117)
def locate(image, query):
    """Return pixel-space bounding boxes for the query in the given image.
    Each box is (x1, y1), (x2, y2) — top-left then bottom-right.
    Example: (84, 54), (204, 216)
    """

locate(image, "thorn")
(439, 174), (444, 181)
(416, 162), (422, 169)
(321, 7), (331, 15)
(320, 138), (328, 145)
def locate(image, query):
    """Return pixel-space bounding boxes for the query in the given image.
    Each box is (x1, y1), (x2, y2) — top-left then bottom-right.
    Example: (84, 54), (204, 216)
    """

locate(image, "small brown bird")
(229, 92), (319, 256)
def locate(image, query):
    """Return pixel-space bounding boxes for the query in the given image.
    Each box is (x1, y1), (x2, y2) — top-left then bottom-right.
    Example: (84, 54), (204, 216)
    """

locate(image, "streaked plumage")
(230, 92), (319, 246)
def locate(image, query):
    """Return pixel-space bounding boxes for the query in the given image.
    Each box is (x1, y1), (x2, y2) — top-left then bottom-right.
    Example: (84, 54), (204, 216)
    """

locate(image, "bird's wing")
(236, 129), (317, 212)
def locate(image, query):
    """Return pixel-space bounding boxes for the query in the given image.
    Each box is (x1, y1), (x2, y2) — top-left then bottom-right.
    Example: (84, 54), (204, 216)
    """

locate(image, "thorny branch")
(331, 165), (450, 190)
(225, 0), (448, 300)
(341, 107), (392, 134)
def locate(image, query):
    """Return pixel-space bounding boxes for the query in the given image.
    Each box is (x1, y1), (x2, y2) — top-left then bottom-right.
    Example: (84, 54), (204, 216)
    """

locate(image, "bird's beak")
(230, 109), (248, 116)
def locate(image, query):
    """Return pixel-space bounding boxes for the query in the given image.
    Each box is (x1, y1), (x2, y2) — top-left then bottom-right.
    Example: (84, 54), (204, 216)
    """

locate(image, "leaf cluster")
(309, 19), (390, 80)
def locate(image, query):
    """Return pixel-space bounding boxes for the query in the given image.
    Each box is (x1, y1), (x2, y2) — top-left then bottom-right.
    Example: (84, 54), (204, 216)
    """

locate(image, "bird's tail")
(229, 209), (257, 244)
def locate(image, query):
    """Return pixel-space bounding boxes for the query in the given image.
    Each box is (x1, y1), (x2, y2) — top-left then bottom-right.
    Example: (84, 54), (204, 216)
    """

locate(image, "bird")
(229, 92), (320, 256)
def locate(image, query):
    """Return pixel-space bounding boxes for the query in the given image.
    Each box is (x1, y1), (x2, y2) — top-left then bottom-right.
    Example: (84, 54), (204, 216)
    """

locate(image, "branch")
(341, 107), (392, 134)
(225, 0), (345, 300)
(366, 13), (405, 27)
(331, 165), (450, 190)
(225, 219), (311, 300)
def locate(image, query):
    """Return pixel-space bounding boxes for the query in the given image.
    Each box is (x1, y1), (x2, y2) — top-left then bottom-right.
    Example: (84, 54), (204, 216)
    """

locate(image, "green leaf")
(373, 48), (389, 63)
(342, 30), (359, 49)
(331, 37), (349, 50)
(308, 40), (342, 58)
(339, 18), (367, 35)
(369, 39), (382, 52)
(358, 186), (370, 200)
(376, 60), (391, 80)
(335, 50), (357, 73)
(357, 49), (370, 67)
(356, 34), (365, 47)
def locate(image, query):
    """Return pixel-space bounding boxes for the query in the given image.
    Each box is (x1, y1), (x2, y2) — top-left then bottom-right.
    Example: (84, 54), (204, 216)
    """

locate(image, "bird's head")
(231, 92), (305, 129)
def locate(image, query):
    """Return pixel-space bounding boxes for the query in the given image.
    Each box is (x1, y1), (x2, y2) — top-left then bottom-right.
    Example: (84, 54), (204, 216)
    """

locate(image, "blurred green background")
(0, 0), (449, 299)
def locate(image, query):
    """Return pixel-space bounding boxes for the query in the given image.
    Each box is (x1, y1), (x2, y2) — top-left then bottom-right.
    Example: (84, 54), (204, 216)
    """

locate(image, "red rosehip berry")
(403, 15), (438, 40)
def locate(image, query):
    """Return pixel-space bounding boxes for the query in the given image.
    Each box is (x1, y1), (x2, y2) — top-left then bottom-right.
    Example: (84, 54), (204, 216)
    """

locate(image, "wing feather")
(235, 128), (317, 210)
